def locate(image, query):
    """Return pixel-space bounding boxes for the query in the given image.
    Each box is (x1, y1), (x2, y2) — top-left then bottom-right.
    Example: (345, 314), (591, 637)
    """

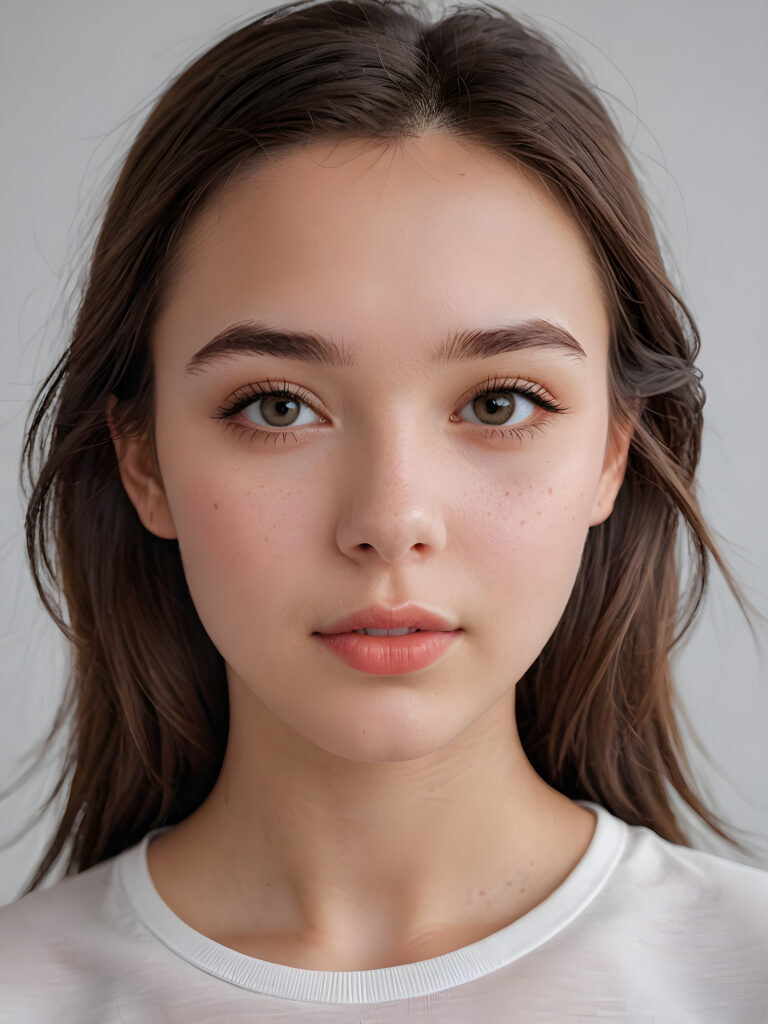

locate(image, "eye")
(452, 375), (563, 438)
(240, 388), (321, 430)
(213, 379), (324, 437)
(457, 388), (536, 428)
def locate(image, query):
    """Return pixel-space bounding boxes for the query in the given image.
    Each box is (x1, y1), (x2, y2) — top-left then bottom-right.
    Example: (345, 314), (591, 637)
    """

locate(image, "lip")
(315, 630), (461, 675)
(315, 602), (459, 636)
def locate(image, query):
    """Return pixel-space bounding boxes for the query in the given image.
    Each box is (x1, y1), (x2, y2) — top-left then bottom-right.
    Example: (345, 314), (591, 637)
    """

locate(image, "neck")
(146, 678), (596, 970)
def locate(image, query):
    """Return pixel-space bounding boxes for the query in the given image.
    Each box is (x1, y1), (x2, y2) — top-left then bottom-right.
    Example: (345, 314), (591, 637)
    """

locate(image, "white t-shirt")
(1, 799), (766, 1022)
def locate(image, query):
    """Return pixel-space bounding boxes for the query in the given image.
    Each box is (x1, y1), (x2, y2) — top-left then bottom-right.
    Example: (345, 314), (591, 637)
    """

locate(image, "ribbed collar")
(117, 799), (626, 1004)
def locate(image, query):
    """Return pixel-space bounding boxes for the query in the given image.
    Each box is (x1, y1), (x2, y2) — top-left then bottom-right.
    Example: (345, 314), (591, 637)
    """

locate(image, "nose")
(334, 424), (449, 564)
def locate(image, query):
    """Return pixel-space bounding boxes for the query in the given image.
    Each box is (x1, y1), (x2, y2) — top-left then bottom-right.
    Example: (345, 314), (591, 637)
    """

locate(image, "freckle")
(520, 520), (526, 525)
(505, 490), (509, 496)
(478, 889), (486, 897)
(548, 487), (552, 495)
(536, 510), (542, 516)
(517, 490), (522, 497)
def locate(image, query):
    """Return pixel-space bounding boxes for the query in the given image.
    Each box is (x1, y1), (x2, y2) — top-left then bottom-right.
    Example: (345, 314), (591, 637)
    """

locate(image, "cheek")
(469, 453), (602, 639)
(164, 458), (321, 648)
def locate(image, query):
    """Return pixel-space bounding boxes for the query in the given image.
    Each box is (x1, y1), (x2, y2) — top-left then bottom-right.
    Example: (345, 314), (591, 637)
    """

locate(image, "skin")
(107, 131), (632, 971)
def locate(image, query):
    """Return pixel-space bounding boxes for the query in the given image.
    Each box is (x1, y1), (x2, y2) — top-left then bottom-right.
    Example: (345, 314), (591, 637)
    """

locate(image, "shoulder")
(570, 816), (768, 1020)
(0, 857), (121, 973)
(0, 855), (121, 945)
(619, 823), (768, 919)
(606, 822), (768, 963)
(0, 853), (156, 1022)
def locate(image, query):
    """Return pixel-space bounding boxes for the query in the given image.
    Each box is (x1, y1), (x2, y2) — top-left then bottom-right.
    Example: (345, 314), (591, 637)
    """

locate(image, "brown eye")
(460, 390), (535, 427)
(249, 393), (301, 427)
(239, 390), (322, 430)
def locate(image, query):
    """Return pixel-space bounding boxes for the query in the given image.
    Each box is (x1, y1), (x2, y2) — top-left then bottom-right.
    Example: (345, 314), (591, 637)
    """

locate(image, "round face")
(136, 132), (626, 765)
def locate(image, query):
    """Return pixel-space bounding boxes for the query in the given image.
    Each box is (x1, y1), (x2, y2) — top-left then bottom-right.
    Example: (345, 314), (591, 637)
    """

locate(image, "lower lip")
(315, 630), (461, 675)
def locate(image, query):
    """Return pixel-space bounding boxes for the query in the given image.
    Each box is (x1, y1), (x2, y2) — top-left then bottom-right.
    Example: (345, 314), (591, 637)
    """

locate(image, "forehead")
(154, 132), (609, 367)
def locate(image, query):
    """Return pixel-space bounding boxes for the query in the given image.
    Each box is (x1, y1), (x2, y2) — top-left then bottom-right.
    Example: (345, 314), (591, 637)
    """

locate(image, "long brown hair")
(5, 0), (761, 895)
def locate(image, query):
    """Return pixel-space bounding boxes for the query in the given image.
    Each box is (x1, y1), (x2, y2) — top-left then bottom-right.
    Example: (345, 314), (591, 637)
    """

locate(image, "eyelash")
(212, 375), (565, 447)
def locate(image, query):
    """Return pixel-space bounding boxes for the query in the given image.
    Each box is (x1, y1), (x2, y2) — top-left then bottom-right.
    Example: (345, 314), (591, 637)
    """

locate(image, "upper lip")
(316, 603), (460, 635)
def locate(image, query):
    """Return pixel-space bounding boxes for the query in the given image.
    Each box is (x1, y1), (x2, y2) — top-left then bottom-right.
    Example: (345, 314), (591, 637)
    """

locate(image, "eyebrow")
(184, 316), (587, 375)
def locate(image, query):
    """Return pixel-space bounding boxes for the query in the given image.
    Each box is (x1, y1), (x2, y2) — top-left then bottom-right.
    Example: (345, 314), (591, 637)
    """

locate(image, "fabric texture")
(1, 799), (766, 1022)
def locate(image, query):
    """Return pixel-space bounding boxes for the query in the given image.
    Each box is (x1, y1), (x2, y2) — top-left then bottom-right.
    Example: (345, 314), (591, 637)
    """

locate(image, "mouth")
(313, 627), (460, 637)
(349, 626), (423, 636)
(313, 626), (462, 674)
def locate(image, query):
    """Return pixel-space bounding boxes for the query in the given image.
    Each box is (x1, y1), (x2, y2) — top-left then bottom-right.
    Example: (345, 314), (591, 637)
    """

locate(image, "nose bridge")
(334, 405), (450, 562)
(349, 381), (433, 479)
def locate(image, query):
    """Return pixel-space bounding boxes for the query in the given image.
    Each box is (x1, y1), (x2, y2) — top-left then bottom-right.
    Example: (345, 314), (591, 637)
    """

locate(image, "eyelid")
(214, 378), (327, 420)
(216, 375), (562, 413)
(460, 374), (562, 413)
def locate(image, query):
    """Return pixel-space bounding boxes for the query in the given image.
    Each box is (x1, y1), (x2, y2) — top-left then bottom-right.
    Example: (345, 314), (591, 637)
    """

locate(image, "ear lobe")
(106, 393), (177, 540)
(589, 414), (634, 527)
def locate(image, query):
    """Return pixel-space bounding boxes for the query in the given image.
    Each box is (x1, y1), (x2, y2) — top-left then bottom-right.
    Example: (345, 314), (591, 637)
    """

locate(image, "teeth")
(353, 627), (421, 636)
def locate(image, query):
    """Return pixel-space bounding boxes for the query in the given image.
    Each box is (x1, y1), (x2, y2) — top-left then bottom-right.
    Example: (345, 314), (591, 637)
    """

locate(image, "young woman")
(1, 0), (766, 1019)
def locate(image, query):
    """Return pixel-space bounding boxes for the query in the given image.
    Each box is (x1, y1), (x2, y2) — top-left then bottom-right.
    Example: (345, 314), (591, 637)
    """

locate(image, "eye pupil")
(474, 392), (515, 425)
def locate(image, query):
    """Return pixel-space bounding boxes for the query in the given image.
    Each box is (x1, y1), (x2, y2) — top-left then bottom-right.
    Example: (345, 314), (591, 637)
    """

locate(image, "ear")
(589, 412), (634, 527)
(106, 393), (177, 539)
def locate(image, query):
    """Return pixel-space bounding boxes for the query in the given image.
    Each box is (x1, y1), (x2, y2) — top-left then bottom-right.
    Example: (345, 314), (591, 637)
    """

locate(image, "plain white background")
(1, 0), (766, 904)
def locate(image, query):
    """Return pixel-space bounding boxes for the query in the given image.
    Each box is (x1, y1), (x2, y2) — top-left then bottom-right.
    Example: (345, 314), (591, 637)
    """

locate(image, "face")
(110, 132), (630, 765)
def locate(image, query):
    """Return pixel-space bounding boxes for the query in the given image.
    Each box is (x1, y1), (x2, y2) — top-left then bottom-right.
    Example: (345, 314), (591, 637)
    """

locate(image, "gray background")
(1, 0), (766, 904)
